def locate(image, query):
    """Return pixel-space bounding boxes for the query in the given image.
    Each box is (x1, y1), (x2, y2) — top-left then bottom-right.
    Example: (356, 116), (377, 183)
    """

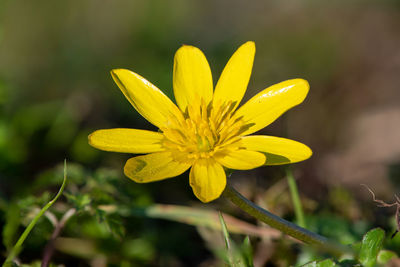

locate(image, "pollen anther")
(162, 100), (245, 161)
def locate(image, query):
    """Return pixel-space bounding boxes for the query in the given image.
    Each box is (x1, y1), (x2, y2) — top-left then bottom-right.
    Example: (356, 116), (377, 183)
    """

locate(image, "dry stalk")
(362, 184), (400, 238)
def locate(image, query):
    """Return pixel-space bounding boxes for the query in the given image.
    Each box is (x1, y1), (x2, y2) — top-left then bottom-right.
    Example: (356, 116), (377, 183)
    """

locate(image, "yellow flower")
(88, 41), (312, 203)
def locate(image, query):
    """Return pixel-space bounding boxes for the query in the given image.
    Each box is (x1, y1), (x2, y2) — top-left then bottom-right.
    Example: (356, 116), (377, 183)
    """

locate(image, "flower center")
(161, 99), (252, 162)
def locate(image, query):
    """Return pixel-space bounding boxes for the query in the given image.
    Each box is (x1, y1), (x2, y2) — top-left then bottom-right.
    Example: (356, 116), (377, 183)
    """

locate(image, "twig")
(362, 184), (400, 238)
(41, 208), (76, 267)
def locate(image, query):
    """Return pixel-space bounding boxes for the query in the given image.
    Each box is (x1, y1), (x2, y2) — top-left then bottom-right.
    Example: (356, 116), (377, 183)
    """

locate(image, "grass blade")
(2, 160), (68, 267)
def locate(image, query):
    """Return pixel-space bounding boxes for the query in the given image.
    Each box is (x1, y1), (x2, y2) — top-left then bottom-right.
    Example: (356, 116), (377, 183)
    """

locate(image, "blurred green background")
(1, 0), (400, 266)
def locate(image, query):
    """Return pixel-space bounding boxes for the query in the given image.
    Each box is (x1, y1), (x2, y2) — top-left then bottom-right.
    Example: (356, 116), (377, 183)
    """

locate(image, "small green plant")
(218, 213), (254, 267)
(301, 228), (397, 266)
(3, 161), (68, 267)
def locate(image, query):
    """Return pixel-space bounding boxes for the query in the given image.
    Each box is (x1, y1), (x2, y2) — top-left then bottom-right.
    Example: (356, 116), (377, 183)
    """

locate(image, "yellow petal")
(242, 135), (312, 165)
(88, 128), (164, 154)
(173, 45), (213, 111)
(215, 149), (266, 170)
(111, 69), (183, 129)
(213, 41), (255, 109)
(124, 152), (191, 183)
(189, 159), (226, 203)
(234, 79), (309, 135)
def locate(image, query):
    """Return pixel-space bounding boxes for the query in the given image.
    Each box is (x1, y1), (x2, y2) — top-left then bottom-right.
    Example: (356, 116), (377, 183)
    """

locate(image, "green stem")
(286, 168), (306, 228)
(222, 184), (351, 256)
(3, 160), (68, 267)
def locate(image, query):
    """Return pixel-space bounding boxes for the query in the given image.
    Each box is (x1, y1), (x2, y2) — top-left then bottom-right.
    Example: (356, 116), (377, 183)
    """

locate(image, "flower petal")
(111, 69), (183, 129)
(233, 79), (309, 135)
(124, 152), (191, 183)
(88, 128), (165, 154)
(213, 41), (255, 109)
(189, 159), (226, 203)
(173, 45), (213, 111)
(242, 135), (312, 165)
(215, 149), (266, 170)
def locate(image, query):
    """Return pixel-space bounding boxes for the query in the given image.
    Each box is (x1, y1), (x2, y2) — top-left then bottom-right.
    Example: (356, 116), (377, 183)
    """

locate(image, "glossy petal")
(242, 135), (312, 165)
(234, 79), (309, 135)
(124, 152), (191, 183)
(213, 41), (255, 109)
(111, 69), (183, 129)
(189, 159), (226, 203)
(215, 149), (266, 170)
(88, 128), (164, 154)
(173, 45), (213, 111)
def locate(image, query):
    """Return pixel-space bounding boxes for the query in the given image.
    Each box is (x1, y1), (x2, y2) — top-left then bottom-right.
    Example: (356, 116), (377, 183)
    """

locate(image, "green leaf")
(337, 259), (359, 266)
(2, 260), (17, 267)
(105, 215), (126, 239)
(377, 250), (398, 264)
(218, 212), (248, 267)
(358, 228), (385, 267)
(95, 210), (125, 239)
(219, 212), (230, 248)
(64, 192), (91, 210)
(241, 236), (254, 267)
(219, 212), (233, 263)
(301, 259), (336, 267)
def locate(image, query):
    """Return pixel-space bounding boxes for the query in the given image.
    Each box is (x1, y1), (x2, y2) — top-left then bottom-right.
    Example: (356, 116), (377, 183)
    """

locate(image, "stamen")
(162, 99), (247, 161)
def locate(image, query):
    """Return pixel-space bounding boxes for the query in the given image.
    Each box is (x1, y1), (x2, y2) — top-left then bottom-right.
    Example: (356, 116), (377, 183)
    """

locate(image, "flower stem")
(222, 183), (351, 256)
